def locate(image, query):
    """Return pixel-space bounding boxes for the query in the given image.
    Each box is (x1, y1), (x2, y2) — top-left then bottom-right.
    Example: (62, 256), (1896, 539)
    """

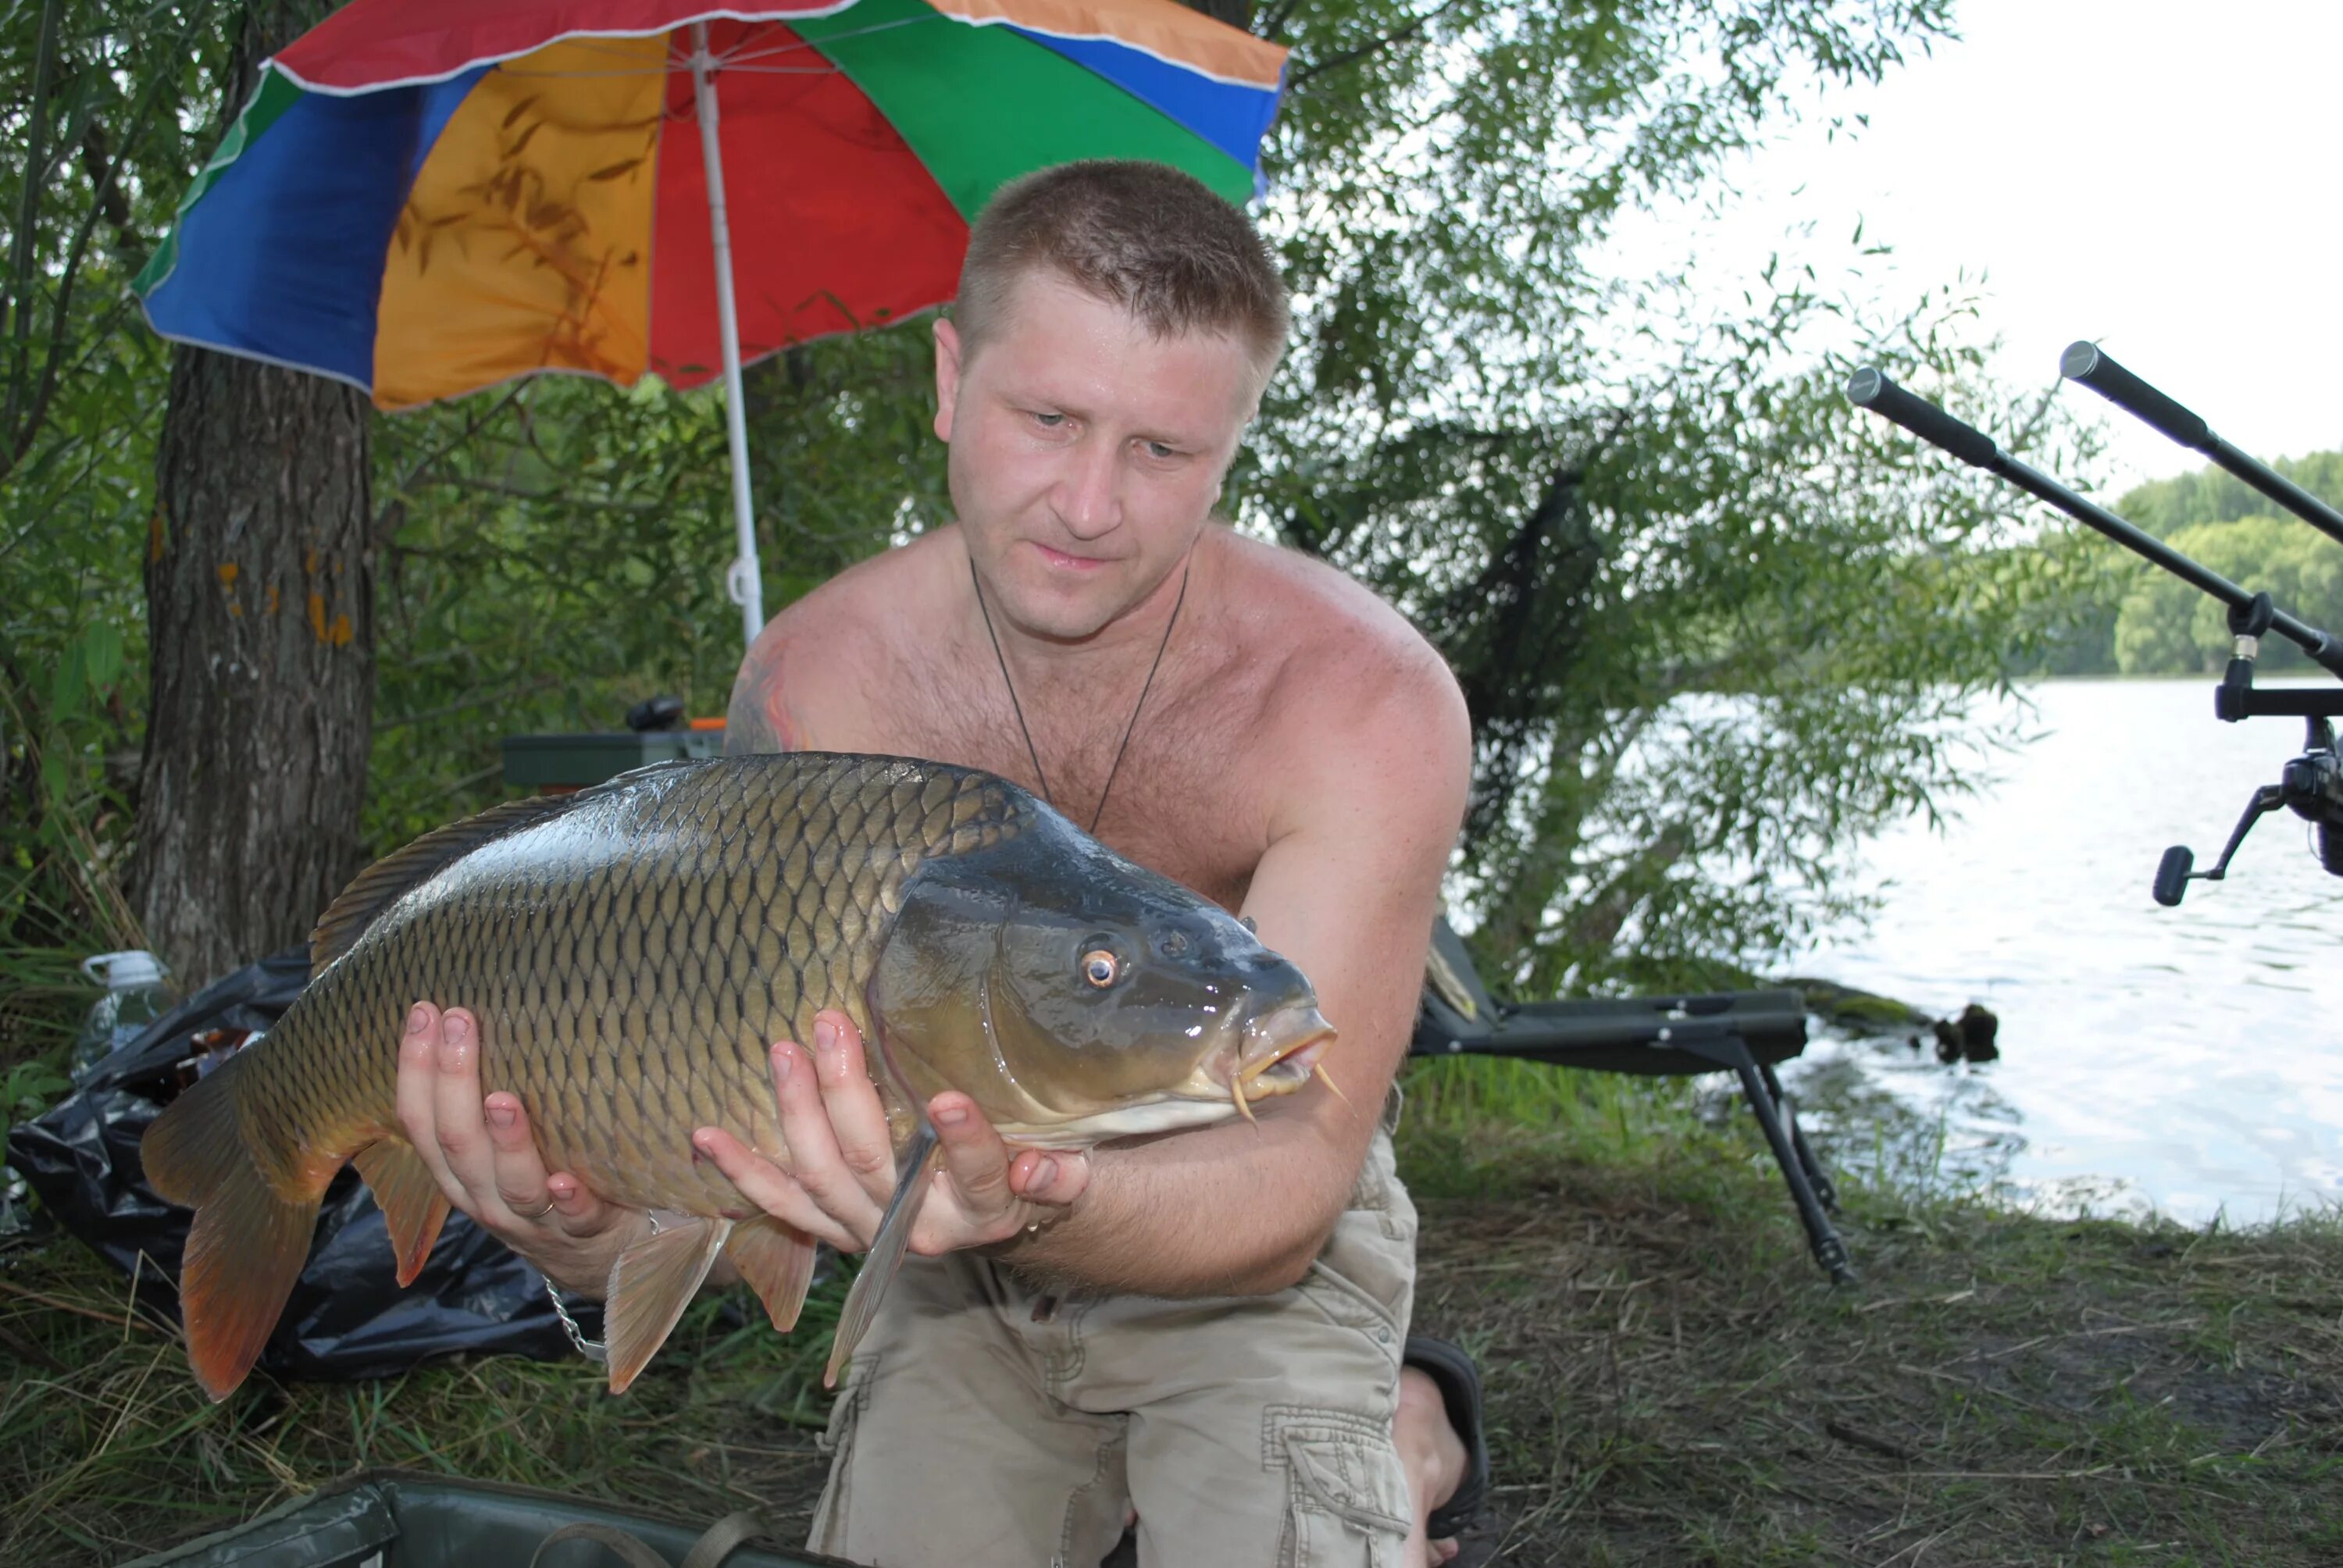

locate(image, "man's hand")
(394, 1001), (647, 1295)
(690, 1010), (1089, 1256)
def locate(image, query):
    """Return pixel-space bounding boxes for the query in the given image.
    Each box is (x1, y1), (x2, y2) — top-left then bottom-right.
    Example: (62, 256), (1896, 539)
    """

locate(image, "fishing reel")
(2152, 592), (2343, 904)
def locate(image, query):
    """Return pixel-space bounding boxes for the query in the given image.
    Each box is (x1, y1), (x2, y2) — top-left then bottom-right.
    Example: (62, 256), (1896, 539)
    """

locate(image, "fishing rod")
(2059, 343), (2343, 550)
(1842, 365), (2343, 902)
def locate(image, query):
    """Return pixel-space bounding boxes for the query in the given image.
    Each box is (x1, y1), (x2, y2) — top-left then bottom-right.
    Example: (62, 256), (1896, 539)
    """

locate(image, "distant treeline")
(2026, 450), (2343, 677)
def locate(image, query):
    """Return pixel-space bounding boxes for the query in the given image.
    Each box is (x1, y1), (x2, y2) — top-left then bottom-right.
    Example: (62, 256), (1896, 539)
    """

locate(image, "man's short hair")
(955, 160), (1289, 385)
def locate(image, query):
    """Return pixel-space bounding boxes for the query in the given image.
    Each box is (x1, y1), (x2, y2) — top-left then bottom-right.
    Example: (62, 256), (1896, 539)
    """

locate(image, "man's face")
(933, 268), (1261, 643)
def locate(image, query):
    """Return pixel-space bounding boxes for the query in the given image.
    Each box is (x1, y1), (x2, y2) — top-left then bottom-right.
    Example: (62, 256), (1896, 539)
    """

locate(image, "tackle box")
(500, 723), (726, 791)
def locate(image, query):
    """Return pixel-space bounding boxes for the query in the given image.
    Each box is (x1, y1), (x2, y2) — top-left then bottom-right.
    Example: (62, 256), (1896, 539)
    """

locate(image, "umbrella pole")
(690, 23), (765, 652)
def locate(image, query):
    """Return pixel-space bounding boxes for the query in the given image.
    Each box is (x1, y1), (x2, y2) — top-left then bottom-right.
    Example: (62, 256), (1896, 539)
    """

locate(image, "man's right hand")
(394, 1001), (644, 1297)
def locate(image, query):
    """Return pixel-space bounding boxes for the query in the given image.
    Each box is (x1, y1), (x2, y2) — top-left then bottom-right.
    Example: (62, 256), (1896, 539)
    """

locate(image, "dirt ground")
(1408, 1149), (2343, 1567)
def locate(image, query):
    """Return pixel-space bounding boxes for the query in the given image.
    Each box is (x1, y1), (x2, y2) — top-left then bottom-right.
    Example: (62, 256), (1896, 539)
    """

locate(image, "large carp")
(141, 753), (1334, 1400)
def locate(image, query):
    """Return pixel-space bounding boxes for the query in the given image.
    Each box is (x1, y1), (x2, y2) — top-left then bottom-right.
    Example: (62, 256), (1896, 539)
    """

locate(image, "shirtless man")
(395, 161), (1476, 1566)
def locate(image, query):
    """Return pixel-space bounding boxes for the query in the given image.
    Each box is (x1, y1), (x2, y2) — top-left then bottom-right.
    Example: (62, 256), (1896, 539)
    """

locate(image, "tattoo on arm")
(725, 638), (803, 756)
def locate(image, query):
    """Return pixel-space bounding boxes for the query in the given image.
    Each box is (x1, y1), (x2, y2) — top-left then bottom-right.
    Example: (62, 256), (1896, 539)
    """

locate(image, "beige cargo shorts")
(806, 1124), (1419, 1567)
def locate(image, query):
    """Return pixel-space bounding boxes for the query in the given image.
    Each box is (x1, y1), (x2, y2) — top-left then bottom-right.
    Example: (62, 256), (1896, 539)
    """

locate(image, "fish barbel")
(141, 754), (1335, 1400)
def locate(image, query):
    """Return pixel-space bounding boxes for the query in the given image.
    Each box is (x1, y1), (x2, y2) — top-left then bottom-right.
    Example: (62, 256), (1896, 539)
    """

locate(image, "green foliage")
(2118, 449), (2343, 539)
(2, 2), (242, 1049)
(364, 332), (947, 850)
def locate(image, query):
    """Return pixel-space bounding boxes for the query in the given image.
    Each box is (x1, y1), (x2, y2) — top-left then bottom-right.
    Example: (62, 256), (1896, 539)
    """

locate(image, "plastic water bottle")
(70, 950), (174, 1081)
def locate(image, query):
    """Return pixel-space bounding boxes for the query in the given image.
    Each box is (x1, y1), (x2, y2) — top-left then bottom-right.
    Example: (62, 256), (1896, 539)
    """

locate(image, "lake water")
(1787, 677), (2342, 1226)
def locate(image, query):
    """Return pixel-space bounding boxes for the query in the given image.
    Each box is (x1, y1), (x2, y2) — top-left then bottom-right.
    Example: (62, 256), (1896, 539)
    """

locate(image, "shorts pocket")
(1268, 1407), (1413, 1567)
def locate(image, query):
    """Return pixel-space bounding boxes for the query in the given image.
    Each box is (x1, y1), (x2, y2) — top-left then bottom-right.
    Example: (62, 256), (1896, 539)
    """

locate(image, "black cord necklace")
(969, 551), (1192, 835)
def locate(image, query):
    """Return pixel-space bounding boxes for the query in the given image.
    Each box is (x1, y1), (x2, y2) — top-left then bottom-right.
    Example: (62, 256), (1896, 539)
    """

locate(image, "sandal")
(1406, 1335), (1490, 1540)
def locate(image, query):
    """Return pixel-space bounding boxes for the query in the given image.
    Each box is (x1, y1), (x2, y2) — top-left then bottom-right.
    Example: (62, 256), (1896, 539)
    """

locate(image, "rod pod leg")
(1760, 1060), (1838, 1213)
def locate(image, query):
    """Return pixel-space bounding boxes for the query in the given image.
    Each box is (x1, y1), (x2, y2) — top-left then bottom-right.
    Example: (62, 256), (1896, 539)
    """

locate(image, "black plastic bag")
(3, 948), (595, 1381)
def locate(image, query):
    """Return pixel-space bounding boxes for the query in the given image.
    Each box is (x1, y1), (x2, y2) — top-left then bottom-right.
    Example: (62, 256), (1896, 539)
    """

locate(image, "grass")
(2, 1057), (2338, 1565)
(1406, 1112), (2343, 1566)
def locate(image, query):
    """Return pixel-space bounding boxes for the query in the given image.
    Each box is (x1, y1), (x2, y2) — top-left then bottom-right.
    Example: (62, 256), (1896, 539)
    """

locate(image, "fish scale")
(141, 751), (1336, 1401)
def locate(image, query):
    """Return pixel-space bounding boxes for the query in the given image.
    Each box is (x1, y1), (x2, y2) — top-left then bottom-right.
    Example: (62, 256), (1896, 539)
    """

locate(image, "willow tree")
(1221, 1), (2085, 992)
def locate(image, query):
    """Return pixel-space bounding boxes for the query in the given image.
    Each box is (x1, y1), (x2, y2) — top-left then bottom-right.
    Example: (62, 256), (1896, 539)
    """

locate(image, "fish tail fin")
(140, 1055), (323, 1402)
(724, 1216), (818, 1332)
(826, 1121), (941, 1389)
(351, 1138), (451, 1287)
(604, 1214), (732, 1395)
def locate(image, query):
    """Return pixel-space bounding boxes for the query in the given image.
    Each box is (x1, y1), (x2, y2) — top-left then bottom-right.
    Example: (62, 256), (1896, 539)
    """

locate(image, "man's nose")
(1053, 436), (1122, 540)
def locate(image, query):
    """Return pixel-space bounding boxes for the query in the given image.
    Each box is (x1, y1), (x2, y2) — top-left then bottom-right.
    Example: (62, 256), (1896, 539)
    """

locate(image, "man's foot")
(1397, 1336), (1489, 1566)
(1396, 1363), (1469, 1565)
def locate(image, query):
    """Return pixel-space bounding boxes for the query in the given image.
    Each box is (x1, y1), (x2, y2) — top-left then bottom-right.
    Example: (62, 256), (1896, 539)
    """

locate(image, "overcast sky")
(1617, 0), (2341, 498)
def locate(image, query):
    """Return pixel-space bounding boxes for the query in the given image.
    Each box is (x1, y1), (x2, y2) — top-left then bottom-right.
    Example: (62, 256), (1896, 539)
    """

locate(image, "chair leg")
(1760, 1060), (1838, 1213)
(1689, 1039), (1854, 1285)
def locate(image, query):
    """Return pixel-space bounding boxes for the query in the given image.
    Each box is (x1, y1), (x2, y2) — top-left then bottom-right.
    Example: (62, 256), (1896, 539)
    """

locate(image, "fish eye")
(1081, 949), (1121, 987)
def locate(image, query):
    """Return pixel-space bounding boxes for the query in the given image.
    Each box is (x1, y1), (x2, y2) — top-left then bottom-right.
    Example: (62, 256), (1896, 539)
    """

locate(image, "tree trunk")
(134, 1), (373, 989)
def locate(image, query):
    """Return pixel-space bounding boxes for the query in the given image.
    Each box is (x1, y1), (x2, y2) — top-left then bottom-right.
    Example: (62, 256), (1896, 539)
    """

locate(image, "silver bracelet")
(544, 1275), (608, 1365)
(544, 1211), (662, 1367)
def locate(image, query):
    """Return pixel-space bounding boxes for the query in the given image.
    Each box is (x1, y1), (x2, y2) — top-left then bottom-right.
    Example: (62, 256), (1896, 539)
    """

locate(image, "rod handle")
(1845, 368), (2001, 470)
(2059, 341), (2211, 450)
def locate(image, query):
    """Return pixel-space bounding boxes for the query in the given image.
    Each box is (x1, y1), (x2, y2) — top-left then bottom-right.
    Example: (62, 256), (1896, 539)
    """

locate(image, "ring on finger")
(512, 1196), (557, 1221)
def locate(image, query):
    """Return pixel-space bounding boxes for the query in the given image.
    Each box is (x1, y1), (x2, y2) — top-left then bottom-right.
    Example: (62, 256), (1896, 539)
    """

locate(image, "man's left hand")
(690, 1010), (1089, 1256)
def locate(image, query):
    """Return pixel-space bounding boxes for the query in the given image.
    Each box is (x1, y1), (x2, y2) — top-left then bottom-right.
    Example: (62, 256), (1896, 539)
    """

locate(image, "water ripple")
(1791, 678), (2343, 1226)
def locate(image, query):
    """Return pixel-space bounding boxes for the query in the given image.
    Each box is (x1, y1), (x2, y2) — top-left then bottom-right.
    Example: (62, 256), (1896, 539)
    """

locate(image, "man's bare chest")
(843, 664), (1271, 913)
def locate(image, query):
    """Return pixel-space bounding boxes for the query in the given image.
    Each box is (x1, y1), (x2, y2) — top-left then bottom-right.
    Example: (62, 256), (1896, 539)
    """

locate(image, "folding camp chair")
(1411, 919), (1853, 1284)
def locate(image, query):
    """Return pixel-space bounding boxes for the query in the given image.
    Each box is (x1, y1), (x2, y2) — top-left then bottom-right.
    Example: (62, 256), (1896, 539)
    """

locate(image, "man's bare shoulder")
(726, 529), (959, 754)
(1218, 533), (1465, 732)
(1211, 532), (1471, 821)
(779, 528), (955, 639)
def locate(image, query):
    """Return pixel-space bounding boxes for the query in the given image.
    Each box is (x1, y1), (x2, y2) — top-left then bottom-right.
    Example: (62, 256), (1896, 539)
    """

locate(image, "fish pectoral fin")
(724, 1216), (818, 1332)
(603, 1213), (732, 1395)
(351, 1138), (451, 1288)
(826, 1120), (941, 1391)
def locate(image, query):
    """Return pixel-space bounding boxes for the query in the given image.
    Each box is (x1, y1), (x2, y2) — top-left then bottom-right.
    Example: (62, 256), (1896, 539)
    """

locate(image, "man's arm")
(1005, 647), (1471, 1293)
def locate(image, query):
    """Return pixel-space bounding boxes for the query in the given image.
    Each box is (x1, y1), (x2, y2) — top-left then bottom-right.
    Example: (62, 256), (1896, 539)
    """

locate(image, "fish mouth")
(1225, 1002), (1338, 1123)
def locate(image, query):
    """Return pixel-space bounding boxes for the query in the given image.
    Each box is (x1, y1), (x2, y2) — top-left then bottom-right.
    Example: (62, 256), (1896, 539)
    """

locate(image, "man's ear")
(933, 317), (965, 443)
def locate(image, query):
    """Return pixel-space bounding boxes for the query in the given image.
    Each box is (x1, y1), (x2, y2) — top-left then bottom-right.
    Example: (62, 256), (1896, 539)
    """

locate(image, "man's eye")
(1032, 412), (1067, 429)
(1142, 440), (1178, 461)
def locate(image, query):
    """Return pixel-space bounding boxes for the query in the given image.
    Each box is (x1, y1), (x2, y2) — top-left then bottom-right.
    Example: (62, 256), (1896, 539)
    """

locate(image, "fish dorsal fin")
(308, 792), (590, 971)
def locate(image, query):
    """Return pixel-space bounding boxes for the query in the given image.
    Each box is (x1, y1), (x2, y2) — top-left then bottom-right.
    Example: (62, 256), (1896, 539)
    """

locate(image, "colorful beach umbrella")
(136, 0), (1289, 647)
